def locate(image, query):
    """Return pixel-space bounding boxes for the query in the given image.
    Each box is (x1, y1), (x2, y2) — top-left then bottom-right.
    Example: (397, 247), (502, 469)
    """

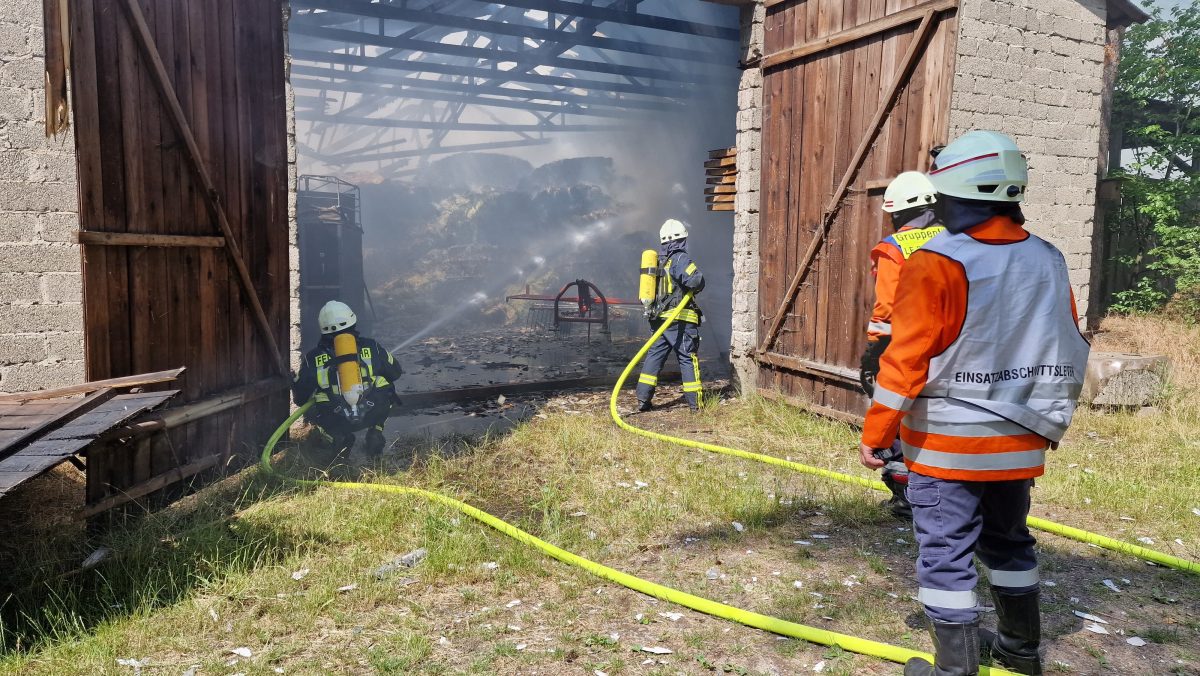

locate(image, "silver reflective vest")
(909, 231), (1090, 445)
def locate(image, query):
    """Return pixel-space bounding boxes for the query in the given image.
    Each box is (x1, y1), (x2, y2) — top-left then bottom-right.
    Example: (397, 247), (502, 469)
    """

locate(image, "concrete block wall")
(948, 0), (1108, 320)
(730, 1), (764, 394)
(283, 4), (302, 372)
(0, 0), (84, 393)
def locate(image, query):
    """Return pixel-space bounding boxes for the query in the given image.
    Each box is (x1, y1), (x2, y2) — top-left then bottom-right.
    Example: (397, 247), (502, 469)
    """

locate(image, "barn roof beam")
(292, 78), (660, 119)
(296, 113), (622, 133)
(288, 23), (708, 84)
(290, 0), (727, 64)
(462, 0), (738, 40)
(290, 64), (683, 111)
(289, 48), (696, 99)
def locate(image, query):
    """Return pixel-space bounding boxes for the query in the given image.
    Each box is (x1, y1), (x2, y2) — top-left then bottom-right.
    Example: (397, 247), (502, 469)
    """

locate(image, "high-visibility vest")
(653, 253), (701, 324)
(313, 345), (391, 404)
(893, 232), (1090, 481)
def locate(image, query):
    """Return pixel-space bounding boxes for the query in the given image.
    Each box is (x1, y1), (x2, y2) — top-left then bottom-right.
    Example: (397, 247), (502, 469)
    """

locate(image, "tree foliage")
(1108, 3), (1200, 318)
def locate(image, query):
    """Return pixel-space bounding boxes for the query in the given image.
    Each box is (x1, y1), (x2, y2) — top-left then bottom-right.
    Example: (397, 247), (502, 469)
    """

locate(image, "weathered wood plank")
(77, 231), (225, 247)
(0, 368), (183, 403)
(763, 0), (957, 68)
(0, 389), (115, 457)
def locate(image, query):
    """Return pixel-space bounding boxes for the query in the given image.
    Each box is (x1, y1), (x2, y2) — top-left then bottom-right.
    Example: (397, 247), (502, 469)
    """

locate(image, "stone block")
(0, 211), (38, 242)
(40, 212), (78, 242)
(0, 22), (30, 58)
(0, 359), (85, 393)
(0, 181), (76, 212)
(41, 272), (81, 302)
(44, 331), (83, 361)
(0, 333), (44, 364)
(1, 303), (83, 332)
(0, 0), (41, 23)
(0, 242), (78, 272)
(0, 272), (40, 302)
(1081, 352), (1170, 407)
(0, 87), (33, 121)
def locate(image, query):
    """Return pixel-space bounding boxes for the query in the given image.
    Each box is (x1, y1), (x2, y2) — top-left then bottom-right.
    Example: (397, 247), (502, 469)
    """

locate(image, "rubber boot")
(904, 620), (980, 676)
(986, 589), (1042, 675)
(882, 472), (913, 520)
(637, 399), (653, 412)
(363, 427), (386, 457)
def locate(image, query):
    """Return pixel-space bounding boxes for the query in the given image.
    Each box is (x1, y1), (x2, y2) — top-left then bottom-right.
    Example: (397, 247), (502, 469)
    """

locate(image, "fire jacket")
(654, 249), (705, 325)
(867, 212), (945, 342)
(861, 216), (1090, 482)
(293, 334), (402, 406)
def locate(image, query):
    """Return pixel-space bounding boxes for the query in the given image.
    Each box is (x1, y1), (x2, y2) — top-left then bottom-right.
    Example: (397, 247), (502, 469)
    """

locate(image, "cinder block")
(0, 333), (44, 364)
(0, 23), (30, 58)
(41, 272), (81, 303)
(0, 0), (41, 24)
(44, 331), (84, 361)
(40, 212), (78, 242)
(0, 87), (33, 121)
(29, 150), (77, 183)
(0, 211), (39, 242)
(0, 272), (40, 302)
(0, 181), (76, 212)
(0, 359), (85, 393)
(0, 59), (43, 91)
(1, 303), (83, 332)
(0, 242), (79, 272)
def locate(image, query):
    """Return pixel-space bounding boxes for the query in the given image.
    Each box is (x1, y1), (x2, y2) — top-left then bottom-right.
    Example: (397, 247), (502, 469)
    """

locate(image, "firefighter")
(636, 218), (705, 412)
(858, 131), (1090, 676)
(861, 171), (946, 520)
(293, 300), (402, 457)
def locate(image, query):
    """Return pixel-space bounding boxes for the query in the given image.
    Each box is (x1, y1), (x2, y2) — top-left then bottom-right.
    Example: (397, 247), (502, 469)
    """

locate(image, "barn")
(722, 0), (1148, 421)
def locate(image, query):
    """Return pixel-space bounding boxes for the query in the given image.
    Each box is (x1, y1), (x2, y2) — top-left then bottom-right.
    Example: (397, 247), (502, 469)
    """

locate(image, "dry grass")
(0, 315), (1197, 675)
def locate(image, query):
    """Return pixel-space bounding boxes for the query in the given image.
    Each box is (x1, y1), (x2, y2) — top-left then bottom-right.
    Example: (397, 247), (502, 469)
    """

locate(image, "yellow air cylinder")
(638, 249), (659, 308)
(333, 332), (364, 414)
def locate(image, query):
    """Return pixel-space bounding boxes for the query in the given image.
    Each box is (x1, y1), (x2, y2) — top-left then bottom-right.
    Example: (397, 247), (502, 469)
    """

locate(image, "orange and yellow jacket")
(867, 219), (945, 342)
(861, 216), (1090, 482)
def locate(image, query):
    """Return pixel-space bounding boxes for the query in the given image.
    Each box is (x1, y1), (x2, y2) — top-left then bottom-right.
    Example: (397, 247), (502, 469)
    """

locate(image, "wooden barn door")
(755, 0), (959, 421)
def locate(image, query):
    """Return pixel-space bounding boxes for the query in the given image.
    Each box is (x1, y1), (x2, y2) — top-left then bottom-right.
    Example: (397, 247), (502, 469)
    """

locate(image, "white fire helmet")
(659, 218), (689, 244)
(928, 130), (1028, 203)
(882, 171), (937, 213)
(318, 300), (357, 335)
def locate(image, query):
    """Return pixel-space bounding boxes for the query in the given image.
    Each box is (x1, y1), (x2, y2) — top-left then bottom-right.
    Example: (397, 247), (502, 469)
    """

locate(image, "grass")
(0, 315), (1197, 674)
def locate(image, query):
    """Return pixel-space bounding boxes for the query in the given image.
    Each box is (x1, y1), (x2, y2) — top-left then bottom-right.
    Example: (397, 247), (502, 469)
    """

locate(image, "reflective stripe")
(682, 381), (703, 392)
(638, 374), (658, 386)
(668, 306), (701, 324)
(987, 566), (1039, 588)
(902, 442), (1046, 471)
(873, 385), (914, 412)
(918, 587), (978, 610)
(903, 417), (1032, 438)
(922, 381), (1083, 402)
(890, 226), (946, 258)
(867, 321), (892, 336)
(314, 392), (330, 403)
(685, 262), (698, 275)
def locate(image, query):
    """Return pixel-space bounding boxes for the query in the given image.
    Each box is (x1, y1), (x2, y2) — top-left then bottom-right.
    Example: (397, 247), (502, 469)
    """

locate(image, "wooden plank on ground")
(81, 453), (222, 517)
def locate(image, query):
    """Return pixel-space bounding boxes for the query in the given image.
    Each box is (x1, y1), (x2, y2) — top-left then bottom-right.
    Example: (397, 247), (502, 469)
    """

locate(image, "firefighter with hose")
(636, 219), (706, 412)
(860, 171), (946, 520)
(859, 131), (1090, 676)
(293, 300), (402, 457)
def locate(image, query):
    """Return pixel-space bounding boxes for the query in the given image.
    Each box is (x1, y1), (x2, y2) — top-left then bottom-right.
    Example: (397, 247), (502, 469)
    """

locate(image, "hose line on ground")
(610, 294), (1200, 576)
(260, 403), (1016, 672)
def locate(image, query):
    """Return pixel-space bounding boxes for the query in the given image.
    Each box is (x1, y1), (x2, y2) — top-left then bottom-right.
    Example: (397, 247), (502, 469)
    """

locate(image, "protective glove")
(858, 336), (891, 397)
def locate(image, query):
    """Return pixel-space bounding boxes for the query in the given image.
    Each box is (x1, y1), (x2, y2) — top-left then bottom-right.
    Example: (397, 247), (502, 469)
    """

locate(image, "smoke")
(293, 0), (741, 359)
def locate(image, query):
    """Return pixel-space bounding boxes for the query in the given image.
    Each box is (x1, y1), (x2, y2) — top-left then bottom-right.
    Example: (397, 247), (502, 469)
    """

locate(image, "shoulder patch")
(890, 226), (946, 259)
(685, 262), (698, 275)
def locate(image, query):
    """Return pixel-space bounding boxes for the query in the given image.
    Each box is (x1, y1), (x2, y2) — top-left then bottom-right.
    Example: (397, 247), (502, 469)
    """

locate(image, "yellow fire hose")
(261, 403), (1019, 673)
(610, 294), (1200, 576)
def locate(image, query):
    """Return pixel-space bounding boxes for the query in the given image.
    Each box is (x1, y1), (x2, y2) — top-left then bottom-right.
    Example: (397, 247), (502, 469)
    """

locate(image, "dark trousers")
(307, 389), (394, 440)
(908, 472), (1038, 623)
(636, 320), (702, 408)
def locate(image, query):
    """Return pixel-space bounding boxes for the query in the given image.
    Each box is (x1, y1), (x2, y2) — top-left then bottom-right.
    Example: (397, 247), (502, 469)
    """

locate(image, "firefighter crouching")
(861, 171), (946, 520)
(636, 219), (706, 412)
(859, 131), (1090, 676)
(293, 300), (402, 457)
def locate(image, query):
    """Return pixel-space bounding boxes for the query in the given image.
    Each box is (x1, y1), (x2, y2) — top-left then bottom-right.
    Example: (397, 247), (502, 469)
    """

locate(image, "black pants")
(307, 389), (394, 439)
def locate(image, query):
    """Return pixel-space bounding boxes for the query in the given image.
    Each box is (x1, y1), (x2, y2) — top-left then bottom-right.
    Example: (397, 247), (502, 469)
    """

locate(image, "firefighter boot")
(984, 589), (1042, 675)
(882, 471), (913, 520)
(364, 426), (386, 457)
(637, 399), (653, 413)
(904, 620), (980, 676)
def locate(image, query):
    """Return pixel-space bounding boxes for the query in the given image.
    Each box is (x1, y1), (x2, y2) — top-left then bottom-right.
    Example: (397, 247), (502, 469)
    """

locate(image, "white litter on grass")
(595, 671), (609, 676)
(1103, 579), (1122, 593)
(706, 568), (721, 580)
(569, 511), (587, 517)
(887, 593), (899, 599)
(438, 636), (450, 647)
(1127, 637), (1148, 647)
(1073, 610), (1109, 624)
(635, 613), (645, 621)
(732, 521), (745, 532)
(659, 612), (684, 621)
(116, 658), (145, 674)
(1122, 578), (1132, 584)
(183, 666), (199, 676)
(809, 592), (824, 598)
(1192, 508), (1200, 517)
(895, 538), (908, 544)
(1085, 623), (1109, 635)
(640, 646), (674, 655)
(794, 540), (813, 546)
(1043, 580), (1057, 587)
(209, 607), (219, 622)
(793, 580), (804, 589)
(515, 644), (527, 651)
(635, 480), (649, 489)
(506, 599), (522, 608)
(1137, 536), (1155, 545)
(811, 534), (830, 539)
(291, 568), (309, 581)
(337, 583), (358, 593)
(506, 625), (521, 632)
(481, 562), (499, 570)
(230, 647), (253, 658)
(1119, 516), (1135, 521)
(616, 482), (632, 488)
(813, 660), (827, 672)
